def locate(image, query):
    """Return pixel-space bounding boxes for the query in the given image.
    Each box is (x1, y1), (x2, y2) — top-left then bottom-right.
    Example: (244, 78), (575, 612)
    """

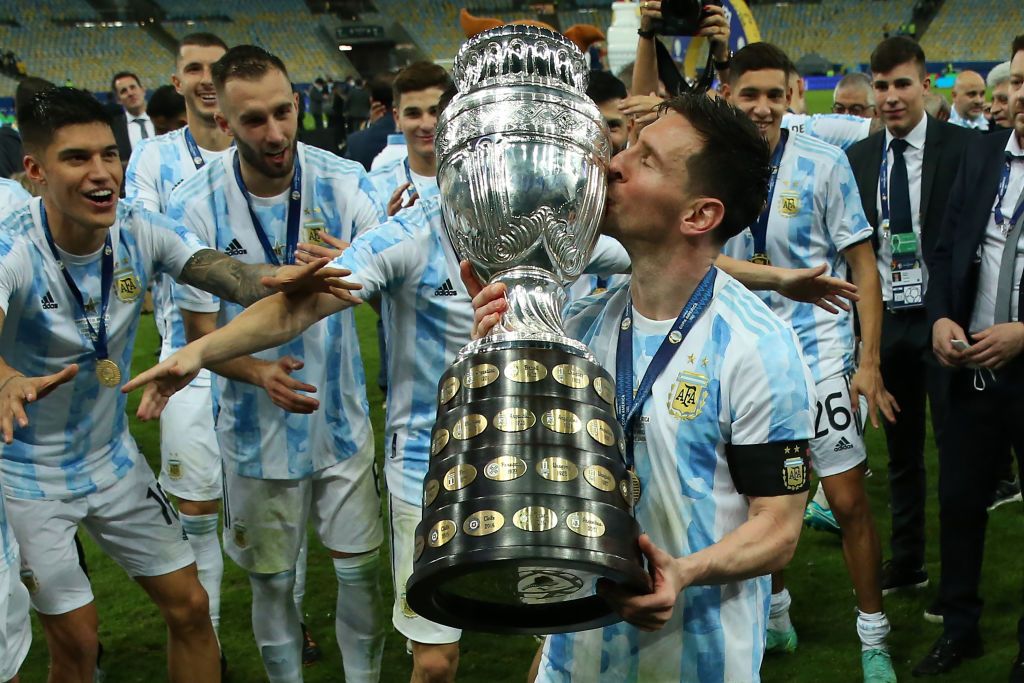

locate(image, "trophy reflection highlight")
(405, 24), (647, 635)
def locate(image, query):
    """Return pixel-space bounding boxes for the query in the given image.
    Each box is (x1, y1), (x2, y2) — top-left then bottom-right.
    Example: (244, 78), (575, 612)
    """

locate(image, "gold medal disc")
(95, 359), (121, 387)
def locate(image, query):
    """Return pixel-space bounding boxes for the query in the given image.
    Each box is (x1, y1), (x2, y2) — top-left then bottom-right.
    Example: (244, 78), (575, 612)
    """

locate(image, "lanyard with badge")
(233, 152), (302, 266)
(747, 131), (788, 266)
(403, 157), (417, 201)
(614, 267), (717, 498)
(994, 154), (1024, 237)
(40, 204), (121, 388)
(879, 147), (924, 310)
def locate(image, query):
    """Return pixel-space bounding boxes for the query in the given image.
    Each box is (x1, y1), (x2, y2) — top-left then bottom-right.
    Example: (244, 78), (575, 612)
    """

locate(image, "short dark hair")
(369, 79), (394, 109)
(211, 45), (289, 93)
(729, 42), (793, 84)
(586, 70), (628, 106)
(179, 32), (228, 56)
(18, 87), (113, 153)
(661, 94), (771, 244)
(870, 36), (926, 77)
(1013, 34), (1024, 60)
(392, 62), (453, 107)
(111, 70), (141, 94)
(14, 77), (55, 115)
(437, 83), (459, 116)
(147, 84), (186, 120)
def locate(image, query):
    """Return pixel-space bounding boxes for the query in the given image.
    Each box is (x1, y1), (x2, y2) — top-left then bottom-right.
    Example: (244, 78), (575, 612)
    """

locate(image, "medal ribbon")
(994, 153), (1024, 230)
(40, 204), (114, 363)
(403, 157), (416, 200)
(748, 130), (788, 258)
(233, 150), (302, 266)
(183, 127), (206, 171)
(615, 267), (717, 469)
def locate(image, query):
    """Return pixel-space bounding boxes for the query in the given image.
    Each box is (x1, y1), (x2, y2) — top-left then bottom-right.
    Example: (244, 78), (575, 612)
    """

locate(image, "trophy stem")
(458, 266), (594, 361)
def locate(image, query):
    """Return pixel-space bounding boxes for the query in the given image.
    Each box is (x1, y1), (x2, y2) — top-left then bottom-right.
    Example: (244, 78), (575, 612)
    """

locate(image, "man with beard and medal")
(165, 46), (387, 683)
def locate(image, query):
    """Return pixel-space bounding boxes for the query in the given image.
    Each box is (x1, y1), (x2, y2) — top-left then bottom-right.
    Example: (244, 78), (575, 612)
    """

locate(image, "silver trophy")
(406, 25), (647, 635)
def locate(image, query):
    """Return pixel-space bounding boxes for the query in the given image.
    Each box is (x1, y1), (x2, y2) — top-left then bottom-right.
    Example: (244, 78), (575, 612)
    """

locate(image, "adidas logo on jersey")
(434, 279), (458, 297)
(833, 436), (854, 452)
(40, 291), (58, 310)
(224, 239), (247, 256)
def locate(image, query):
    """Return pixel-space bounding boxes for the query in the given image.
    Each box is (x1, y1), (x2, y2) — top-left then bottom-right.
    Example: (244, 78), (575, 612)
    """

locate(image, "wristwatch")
(714, 50), (733, 71)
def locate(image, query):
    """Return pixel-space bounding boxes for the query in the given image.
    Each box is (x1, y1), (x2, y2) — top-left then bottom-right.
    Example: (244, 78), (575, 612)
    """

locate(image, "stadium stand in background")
(921, 0), (1024, 61)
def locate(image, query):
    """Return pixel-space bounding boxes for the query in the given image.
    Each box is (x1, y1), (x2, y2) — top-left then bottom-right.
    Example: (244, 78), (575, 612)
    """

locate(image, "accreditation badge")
(114, 267), (142, 303)
(668, 371), (709, 420)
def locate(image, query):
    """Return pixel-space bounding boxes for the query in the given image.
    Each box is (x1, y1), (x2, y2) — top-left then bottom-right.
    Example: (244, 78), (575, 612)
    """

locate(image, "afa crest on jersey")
(668, 371), (709, 420)
(114, 267), (142, 303)
(783, 455), (808, 491)
(779, 192), (801, 217)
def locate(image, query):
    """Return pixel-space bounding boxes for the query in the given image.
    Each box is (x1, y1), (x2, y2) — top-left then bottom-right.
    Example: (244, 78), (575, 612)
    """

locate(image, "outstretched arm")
(177, 250), (357, 308)
(715, 255), (859, 313)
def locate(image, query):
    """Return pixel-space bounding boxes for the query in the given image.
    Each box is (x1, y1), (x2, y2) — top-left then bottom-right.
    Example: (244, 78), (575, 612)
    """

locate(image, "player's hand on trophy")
(257, 356), (320, 414)
(777, 263), (860, 314)
(262, 257), (363, 305)
(597, 534), (690, 632)
(122, 347), (202, 398)
(461, 260), (508, 340)
(135, 382), (169, 421)
(851, 363), (899, 428)
(387, 182), (419, 217)
(295, 232), (350, 264)
(0, 365), (79, 444)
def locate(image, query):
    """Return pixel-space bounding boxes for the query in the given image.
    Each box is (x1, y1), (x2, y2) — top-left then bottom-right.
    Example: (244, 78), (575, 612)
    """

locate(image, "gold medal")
(95, 359), (121, 387)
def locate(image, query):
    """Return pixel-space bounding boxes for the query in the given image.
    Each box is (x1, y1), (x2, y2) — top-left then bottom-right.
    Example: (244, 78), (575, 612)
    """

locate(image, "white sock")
(333, 551), (385, 683)
(250, 570), (303, 683)
(293, 535), (308, 619)
(812, 482), (830, 510)
(179, 512), (223, 637)
(856, 610), (890, 651)
(768, 588), (793, 632)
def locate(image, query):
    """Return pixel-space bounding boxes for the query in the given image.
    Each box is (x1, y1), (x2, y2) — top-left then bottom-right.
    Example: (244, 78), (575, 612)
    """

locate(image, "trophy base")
(406, 538), (648, 635)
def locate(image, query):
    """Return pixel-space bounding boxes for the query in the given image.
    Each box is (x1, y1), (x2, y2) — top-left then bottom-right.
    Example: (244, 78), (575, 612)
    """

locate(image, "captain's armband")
(725, 440), (810, 496)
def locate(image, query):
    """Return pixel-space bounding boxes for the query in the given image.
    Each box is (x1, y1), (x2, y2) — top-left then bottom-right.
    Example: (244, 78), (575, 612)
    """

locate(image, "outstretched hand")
(777, 263), (860, 314)
(0, 365), (79, 444)
(121, 348), (202, 398)
(262, 257), (363, 306)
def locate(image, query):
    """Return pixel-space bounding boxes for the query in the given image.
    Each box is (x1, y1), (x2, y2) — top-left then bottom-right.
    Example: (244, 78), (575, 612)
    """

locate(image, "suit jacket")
(107, 107), (133, 166)
(344, 115), (395, 171)
(846, 115), (976, 264)
(925, 128), (1020, 329)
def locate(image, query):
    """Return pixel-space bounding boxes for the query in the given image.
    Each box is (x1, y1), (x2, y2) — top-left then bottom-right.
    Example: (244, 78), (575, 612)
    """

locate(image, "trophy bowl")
(405, 24), (648, 635)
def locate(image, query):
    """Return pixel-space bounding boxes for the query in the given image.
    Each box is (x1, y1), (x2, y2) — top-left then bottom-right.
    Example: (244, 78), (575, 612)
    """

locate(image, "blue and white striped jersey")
(782, 113), (871, 151)
(721, 132), (873, 383)
(334, 199), (634, 505)
(0, 198), (205, 501)
(0, 178), (30, 218)
(367, 156), (437, 206)
(124, 126), (230, 378)
(539, 272), (816, 683)
(169, 143), (386, 479)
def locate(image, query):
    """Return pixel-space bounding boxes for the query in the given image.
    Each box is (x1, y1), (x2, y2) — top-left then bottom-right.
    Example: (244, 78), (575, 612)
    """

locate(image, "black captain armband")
(725, 441), (810, 496)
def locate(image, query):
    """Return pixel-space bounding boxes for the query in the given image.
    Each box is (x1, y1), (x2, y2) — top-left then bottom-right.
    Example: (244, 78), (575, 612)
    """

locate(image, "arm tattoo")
(178, 249), (277, 307)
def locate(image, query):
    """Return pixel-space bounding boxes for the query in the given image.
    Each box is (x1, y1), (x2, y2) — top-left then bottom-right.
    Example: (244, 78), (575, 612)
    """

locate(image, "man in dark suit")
(847, 37), (976, 600)
(343, 80), (394, 171)
(915, 35), (1024, 680)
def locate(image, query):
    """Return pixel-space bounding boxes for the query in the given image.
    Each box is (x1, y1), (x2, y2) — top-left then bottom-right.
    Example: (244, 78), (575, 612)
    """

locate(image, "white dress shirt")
(876, 113), (928, 302)
(125, 111), (154, 151)
(969, 133), (1024, 332)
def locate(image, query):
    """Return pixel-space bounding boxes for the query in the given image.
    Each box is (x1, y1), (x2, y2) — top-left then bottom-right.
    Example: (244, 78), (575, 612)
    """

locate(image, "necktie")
(993, 153), (1024, 324)
(888, 138), (913, 234)
(133, 118), (149, 140)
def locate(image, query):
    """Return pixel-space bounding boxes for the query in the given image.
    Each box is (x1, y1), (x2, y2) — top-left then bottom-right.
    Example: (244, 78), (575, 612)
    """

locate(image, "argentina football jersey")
(334, 194), (471, 505)
(125, 126), (230, 368)
(367, 156), (438, 206)
(537, 271), (815, 683)
(781, 112), (872, 151)
(721, 132), (873, 383)
(0, 178), (30, 220)
(0, 199), (205, 501)
(168, 143), (385, 479)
